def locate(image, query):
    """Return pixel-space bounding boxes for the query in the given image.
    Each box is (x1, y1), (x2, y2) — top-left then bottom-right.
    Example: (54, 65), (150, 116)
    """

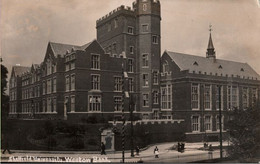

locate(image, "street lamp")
(218, 85), (223, 159)
(129, 94), (135, 157)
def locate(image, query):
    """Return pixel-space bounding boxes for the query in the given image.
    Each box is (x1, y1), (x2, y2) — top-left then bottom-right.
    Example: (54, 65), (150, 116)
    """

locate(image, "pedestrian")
(177, 142), (181, 152)
(2, 133), (12, 154)
(208, 144), (213, 159)
(101, 142), (106, 155)
(136, 146), (140, 156)
(154, 146), (159, 158)
(181, 143), (185, 153)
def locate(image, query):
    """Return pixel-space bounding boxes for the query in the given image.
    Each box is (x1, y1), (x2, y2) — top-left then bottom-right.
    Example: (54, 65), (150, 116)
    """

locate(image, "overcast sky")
(1, 0), (260, 79)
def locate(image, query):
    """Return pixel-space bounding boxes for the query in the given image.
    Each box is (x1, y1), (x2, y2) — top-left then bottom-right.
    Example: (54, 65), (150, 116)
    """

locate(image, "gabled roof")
(165, 51), (260, 79)
(49, 41), (93, 57)
(11, 66), (30, 77)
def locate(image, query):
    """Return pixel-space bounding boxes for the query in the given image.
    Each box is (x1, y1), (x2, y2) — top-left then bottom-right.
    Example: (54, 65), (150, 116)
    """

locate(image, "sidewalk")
(1, 142), (228, 163)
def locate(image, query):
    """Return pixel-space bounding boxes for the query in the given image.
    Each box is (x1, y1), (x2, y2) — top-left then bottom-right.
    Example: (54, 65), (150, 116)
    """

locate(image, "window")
(204, 85), (211, 110)
(91, 54), (100, 70)
(143, 4), (147, 11)
(128, 26), (134, 34)
(227, 86), (238, 110)
(52, 98), (56, 112)
(252, 88), (258, 107)
(71, 74), (75, 90)
(129, 78), (134, 92)
(216, 115), (224, 131)
(142, 54), (148, 67)
(143, 74), (149, 87)
(65, 64), (70, 71)
(114, 97), (122, 111)
(153, 90), (159, 104)
(205, 115), (212, 131)
(91, 75), (100, 90)
(71, 62), (75, 70)
(66, 76), (70, 91)
(89, 95), (101, 112)
(192, 116), (200, 132)
(114, 19), (118, 28)
(113, 43), (117, 53)
(143, 94), (149, 107)
(192, 84), (199, 109)
(128, 59), (134, 73)
(153, 71), (158, 84)
(216, 86), (223, 110)
(42, 81), (46, 95)
(47, 79), (52, 94)
(52, 64), (57, 73)
(130, 46), (134, 54)
(152, 35), (158, 44)
(47, 59), (51, 75)
(71, 96), (75, 112)
(38, 86), (40, 97)
(114, 77), (122, 91)
(142, 24), (149, 32)
(53, 78), (56, 92)
(47, 98), (51, 112)
(161, 85), (172, 109)
(243, 87), (249, 109)
(163, 61), (169, 73)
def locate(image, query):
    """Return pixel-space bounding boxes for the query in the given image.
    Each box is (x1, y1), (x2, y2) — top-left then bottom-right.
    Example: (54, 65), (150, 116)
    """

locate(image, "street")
(1, 142), (228, 163)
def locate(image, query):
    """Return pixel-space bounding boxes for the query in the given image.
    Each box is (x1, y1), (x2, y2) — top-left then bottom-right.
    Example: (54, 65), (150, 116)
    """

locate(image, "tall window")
(192, 116), (200, 132)
(71, 62), (75, 70)
(227, 86), (238, 110)
(53, 98), (56, 112)
(91, 54), (100, 70)
(129, 78), (134, 92)
(153, 90), (159, 104)
(38, 86), (40, 97)
(205, 115), (212, 131)
(47, 79), (52, 94)
(114, 97), (122, 111)
(142, 24), (149, 32)
(130, 46), (134, 54)
(66, 76), (70, 91)
(143, 94), (149, 107)
(142, 54), (149, 67)
(143, 74), (149, 87)
(153, 71), (159, 84)
(47, 59), (51, 75)
(71, 74), (75, 90)
(43, 81), (46, 95)
(152, 35), (158, 44)
(163, 61), (169, 73)
(114, 77), (122, 91)
(252, 88), (258, 107)
(53, 78), (56, 92)
(71, 96), (75, 112)
(128, 26), (134, 34)
(216, 115), (224, 131)
(89, 95), (101, 112)
(114, 19), (118, 28)
(216, 86), (223, 110)
(65, 64), (70, 71)
(204, 85), (211, 110)
(91, 75), (100, 90)
(108, 22), (111, 31)
(128, 59), (134, 73)
(192, 84), (199, 109)
(161, 85), (172, 109)
(243, 87), (249, 109)
(47, 98), (51, 112)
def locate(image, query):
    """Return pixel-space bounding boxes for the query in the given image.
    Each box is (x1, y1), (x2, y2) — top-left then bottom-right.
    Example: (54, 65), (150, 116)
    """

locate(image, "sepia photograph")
(1, 0), (260, 163)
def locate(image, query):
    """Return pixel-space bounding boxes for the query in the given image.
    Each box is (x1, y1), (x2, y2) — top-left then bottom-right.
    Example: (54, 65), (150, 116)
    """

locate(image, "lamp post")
(218, 85), (223, 159)
(130, 94), (135, 157)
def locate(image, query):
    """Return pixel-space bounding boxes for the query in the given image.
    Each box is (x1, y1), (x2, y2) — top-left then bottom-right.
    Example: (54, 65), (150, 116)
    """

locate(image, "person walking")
(154, 146), (159, 158)
(136, 146), (140, 156)
(101, 142), (106, 155)
(2, 133), (12, 154)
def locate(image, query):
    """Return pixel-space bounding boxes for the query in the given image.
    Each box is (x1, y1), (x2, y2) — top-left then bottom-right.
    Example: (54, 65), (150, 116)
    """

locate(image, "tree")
(1, 63), (9, 121)
(227, 107), (260, 161)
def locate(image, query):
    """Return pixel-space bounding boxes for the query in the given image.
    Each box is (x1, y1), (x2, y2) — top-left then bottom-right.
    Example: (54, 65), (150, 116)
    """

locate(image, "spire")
(206, 24), (216, 59)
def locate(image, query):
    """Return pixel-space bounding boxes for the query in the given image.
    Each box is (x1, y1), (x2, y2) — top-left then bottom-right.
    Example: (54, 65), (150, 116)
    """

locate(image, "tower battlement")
(96, 5), (134, 25)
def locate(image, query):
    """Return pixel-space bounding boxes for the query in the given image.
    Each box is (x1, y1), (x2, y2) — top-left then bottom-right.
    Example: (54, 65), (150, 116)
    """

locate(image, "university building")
(9, 0), (260, 138)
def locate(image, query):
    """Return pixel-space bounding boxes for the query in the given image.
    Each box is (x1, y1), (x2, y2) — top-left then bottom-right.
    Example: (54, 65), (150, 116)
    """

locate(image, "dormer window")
(218, 65), (223, 69)
(193, 62), (198, 66)
(241, 68), (244, 72)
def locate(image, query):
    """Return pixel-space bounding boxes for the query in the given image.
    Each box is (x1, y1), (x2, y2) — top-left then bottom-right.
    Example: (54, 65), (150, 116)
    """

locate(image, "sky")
(1, 0), (260, 80)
